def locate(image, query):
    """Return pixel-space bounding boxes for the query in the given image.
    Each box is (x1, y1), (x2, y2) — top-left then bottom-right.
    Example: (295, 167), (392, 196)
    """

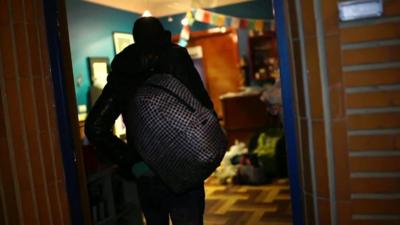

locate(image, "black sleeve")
(84, 68), (141, 169)
(173, 47), (215, 111)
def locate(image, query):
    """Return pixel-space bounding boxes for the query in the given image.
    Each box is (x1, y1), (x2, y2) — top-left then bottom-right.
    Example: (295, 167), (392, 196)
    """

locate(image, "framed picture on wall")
(88, 57), (109, 108)
(88, 57), (109, 90)
(112, 32), (134, 54)
(88, 57), (126, 138)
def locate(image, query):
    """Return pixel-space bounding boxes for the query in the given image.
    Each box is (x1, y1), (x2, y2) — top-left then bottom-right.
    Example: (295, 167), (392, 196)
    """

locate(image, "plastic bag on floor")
(214, 140), (248, 184)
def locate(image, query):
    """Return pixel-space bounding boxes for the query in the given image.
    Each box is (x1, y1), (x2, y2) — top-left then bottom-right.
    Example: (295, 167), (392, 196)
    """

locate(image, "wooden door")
(181, 30), (244, 117)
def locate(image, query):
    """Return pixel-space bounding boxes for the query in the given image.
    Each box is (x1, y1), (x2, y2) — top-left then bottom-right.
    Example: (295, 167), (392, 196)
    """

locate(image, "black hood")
(132, 17), (170, 47)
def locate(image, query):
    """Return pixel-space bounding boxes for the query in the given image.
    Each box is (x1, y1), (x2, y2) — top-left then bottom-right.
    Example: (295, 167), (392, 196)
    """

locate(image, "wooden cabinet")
(220, 91), (280, 146)
(248, 32), (278, 81)
(220, 93), (268, 145)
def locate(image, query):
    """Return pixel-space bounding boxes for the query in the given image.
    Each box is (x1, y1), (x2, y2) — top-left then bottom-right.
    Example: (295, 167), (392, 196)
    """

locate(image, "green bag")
(252, 129), (283, 181)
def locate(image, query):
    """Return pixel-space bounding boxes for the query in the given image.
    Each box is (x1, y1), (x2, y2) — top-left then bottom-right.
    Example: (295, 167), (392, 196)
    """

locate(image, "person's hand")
(116, 164), (137, 181)
(131, 161), (154, 178)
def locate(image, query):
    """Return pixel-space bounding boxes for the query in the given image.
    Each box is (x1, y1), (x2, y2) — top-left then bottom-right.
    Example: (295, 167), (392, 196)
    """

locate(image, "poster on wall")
(113, 32), (134, 54)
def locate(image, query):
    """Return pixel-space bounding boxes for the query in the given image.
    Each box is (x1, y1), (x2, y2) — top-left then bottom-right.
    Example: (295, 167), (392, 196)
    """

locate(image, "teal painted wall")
(160, 0), (273, 56)
(66, 0), (140, 107)
(160, 0), (273, 35)
(66, 0), (273, 107)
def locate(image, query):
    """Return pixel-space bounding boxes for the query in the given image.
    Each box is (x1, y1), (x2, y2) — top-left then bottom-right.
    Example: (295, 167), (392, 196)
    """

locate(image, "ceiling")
(83, 0), (251, 17)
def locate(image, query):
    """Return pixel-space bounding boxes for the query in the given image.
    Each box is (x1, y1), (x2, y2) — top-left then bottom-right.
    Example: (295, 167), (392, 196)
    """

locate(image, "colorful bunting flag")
(211, 13), (218, 25)
(224, 16), (232, 27)
(203, 11), (211, 23)
(255, 20), (264, 32)
(180, 9), (274, 45)
(178, 39), (188, 47)
(270, 21), (276, 31)
(191, 9), (273, 31)
(248, 20), (256, 30)
(180, 25), (190, 40)
(194, 9), (205, 21)
(239, 19), (248, 29)
(216, 15), (225, 26)
(186, 11), (195, 26)
(231, 17), (240, 29)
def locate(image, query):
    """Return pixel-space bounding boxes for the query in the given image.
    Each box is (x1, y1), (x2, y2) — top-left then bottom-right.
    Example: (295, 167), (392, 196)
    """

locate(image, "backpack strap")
(144, 73), (203, 110)
(145, 83), (195, 113)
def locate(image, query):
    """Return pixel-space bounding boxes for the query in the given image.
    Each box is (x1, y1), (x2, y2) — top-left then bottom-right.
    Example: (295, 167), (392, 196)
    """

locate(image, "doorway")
(180, 28), (292, 225)
(51, 0), (303, 224)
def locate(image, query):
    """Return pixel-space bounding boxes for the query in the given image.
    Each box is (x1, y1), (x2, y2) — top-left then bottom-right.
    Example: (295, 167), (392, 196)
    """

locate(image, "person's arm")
(175, 47), (215, 111)
(84, 68), (140, 170)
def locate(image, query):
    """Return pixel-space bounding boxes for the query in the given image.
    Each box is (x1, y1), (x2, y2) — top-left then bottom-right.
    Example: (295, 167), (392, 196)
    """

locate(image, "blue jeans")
(137, 176), (205, 225)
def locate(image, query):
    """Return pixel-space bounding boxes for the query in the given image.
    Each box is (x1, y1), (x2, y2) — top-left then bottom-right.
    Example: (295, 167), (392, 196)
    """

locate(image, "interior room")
(66, 0), (291, 224)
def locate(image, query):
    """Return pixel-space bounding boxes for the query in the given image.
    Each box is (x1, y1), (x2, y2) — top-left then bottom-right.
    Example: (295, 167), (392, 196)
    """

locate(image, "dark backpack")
(126, 73), (227, 193)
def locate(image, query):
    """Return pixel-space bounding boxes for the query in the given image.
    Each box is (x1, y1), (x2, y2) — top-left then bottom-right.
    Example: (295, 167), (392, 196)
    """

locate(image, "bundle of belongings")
(214, 141), (247, 184)
(214, 128), (287, 185)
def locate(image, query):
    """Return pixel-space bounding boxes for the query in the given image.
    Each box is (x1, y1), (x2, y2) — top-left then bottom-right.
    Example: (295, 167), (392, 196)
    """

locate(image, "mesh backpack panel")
(126, 73), (227, 193)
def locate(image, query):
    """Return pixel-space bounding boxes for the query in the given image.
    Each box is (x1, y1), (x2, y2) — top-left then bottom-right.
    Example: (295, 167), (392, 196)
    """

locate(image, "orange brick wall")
(0, 0), (72, 224)
(1, 0), (93, 223)
(286, 0), (400, 224)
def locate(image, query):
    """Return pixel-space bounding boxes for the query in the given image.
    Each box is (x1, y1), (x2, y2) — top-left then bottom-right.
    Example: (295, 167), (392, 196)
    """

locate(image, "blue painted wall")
(66, 0), (140, 107)
(66, 0), (273, 107)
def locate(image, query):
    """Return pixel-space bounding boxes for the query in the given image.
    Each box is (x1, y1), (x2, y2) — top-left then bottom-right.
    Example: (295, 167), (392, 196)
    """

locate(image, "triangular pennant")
(178, 39), (188, 47)
(180, 25), (190, 40)
(231, 17), (240, 29)
(192, 8), (274, 32)
(248, 20), (256, 30)
(239, 19), (248, 28)
(224, 16), (232, 27)
(194, 9), (205, 21)
(203, 11), (211, 23)
(211, 13), (218, 25)
(186, 11), (195, 26)
(270, 21), (276, 31)
(216, 15), (225, 26)
(255, 20), (265, 32)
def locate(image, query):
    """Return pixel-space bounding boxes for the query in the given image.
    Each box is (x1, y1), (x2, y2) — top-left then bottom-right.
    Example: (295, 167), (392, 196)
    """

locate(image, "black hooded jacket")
(84, 40), (215, 171)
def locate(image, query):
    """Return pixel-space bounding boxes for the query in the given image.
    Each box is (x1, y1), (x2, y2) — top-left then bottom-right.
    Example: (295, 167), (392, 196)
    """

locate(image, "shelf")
(248, 32), (277, 80)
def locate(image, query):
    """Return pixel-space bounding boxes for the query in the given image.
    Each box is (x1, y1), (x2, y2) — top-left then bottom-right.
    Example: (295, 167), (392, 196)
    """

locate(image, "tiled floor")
(204, 179), (293, 225)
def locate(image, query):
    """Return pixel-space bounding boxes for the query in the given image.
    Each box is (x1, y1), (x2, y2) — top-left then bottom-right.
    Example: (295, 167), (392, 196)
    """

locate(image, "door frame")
(44, 0), (305, 224)
(43, 0), (91, 224)
(273, 1), (304, 225)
